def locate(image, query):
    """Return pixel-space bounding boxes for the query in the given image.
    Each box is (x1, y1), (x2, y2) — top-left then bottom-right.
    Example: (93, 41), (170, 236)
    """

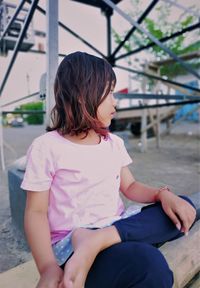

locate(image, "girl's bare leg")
(63, 226), (121, 288)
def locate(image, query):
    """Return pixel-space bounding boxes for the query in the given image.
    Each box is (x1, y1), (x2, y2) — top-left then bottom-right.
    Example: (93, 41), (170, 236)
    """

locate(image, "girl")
(21, 51), (196, 288)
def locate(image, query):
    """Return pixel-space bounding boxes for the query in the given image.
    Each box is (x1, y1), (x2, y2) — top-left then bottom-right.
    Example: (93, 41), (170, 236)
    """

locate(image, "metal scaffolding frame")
(0, 0), (27, 43)
(102, 0), (200, 79)
(1, 0), (200, 98)
(0, 0), (40, 96)
(161, 0), (200, 18)
(115, 64), (200, 93)
(0, 0), (200, 167)
(25, 0), (106, 58)
(111, 0), (159, 60)
(115, 22), (200, 61)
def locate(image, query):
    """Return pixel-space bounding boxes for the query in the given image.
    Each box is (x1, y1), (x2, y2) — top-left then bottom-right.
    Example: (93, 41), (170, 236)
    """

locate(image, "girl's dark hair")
(47, 51), (116, 138)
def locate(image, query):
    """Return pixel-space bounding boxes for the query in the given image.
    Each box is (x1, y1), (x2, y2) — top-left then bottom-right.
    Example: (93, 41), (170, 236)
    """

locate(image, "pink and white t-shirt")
(21, 131), (132, 243)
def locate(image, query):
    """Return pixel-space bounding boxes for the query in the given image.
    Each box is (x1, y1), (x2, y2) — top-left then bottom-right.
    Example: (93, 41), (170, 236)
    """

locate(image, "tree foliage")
(15, 101), (44, 125)
(113, 1), (200, 78)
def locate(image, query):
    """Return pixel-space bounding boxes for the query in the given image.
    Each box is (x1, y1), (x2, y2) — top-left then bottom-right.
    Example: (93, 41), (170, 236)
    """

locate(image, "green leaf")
(15, 101), (44, 125)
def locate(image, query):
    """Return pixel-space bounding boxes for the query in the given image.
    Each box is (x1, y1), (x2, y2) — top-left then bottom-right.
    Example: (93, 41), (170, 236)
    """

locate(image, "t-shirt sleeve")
(114, 135), (133, 167)
(20, 138), (55, 191)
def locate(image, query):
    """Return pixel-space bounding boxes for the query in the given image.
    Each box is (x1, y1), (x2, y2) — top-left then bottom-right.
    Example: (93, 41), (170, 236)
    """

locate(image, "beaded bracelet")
(154, 185), (171, 202)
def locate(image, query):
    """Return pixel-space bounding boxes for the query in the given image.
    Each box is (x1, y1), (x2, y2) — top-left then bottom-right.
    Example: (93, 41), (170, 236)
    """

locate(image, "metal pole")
(141, 76), (147, 152)
(106, 12), (112, 57)
(102, 0), (200, 79)
(166, 86), (171, 134)
(116, 99), (200, 110)
(155, 69), (161, 148)
(114, 94), (200, 100)
(115, 22), (200, 61)
(45, 0), (58, 126)
(0, 92), (39, 108)
(116, 64), (200, 93)
(161, 0), (200, 18)
(0, 0), (26, 42)
(26, 0), (106, 59)
(0, 107), (5, 171)
(111, 0), (159, 58)
(0, 0), (39, 97)
(29, 49), (66, 58)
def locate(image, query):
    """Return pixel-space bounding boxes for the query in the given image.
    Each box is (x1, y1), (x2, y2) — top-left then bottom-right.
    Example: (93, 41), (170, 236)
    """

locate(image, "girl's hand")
(158, 189), (196, 235)
(36, 263), (64, 288)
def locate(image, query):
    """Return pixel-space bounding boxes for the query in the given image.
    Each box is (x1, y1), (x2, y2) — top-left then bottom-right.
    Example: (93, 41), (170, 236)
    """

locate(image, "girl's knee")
(145, 267), (173, 288)
(135, 244), (174, 288)
(147, 252), (173, 287)
(179, 195), (196, 209)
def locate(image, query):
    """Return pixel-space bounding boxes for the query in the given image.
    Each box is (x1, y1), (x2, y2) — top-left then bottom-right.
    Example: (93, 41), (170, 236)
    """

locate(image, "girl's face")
(97, 86), (117, 127)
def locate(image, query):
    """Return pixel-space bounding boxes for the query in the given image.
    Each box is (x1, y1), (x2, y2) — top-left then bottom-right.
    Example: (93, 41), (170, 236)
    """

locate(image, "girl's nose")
(112, 95), (117, 107)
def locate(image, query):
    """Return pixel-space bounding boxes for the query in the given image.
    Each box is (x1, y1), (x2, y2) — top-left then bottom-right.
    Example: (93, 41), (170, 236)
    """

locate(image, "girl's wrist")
(154, 185), (171, 202)
(39, 260), (60, 275)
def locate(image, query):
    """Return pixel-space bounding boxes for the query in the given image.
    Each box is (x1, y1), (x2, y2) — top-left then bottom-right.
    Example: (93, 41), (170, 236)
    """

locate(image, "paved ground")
(0, 121), (199, 273)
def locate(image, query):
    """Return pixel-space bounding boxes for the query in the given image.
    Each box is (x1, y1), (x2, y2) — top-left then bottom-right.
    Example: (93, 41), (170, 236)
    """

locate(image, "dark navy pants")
(68, 196), (196, 288)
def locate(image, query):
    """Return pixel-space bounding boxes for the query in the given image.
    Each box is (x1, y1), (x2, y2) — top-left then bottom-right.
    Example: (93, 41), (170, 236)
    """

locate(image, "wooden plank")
(1, 193), (199, 287)
(1, 223), (199, 288)
(160, 221), (200, 288)
(0, 260), (39, 288)
(187, 273), (200, 288)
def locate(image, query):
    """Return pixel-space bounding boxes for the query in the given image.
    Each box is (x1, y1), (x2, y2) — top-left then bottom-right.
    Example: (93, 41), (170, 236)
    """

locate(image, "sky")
(0, 0), (199, 111)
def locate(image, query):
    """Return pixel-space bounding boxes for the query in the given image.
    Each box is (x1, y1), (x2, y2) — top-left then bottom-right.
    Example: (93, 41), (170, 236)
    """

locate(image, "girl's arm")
(120, 166), (159, 203)
(24, 190), (63, 287)
(120, 166), (196, 234)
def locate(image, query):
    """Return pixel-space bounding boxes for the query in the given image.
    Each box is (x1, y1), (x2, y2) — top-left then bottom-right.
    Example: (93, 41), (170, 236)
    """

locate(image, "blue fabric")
(52, 231), (73, 266)
(52, 204), (142, 266)
(174, 80), (199, 122)
(86, 242), (173, 288)
(113, 195), (195, 245)
(59, 196), (196, 288)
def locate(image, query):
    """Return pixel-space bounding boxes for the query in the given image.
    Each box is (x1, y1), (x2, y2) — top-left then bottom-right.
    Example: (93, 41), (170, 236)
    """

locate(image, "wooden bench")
(0, 219), (199, 288)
